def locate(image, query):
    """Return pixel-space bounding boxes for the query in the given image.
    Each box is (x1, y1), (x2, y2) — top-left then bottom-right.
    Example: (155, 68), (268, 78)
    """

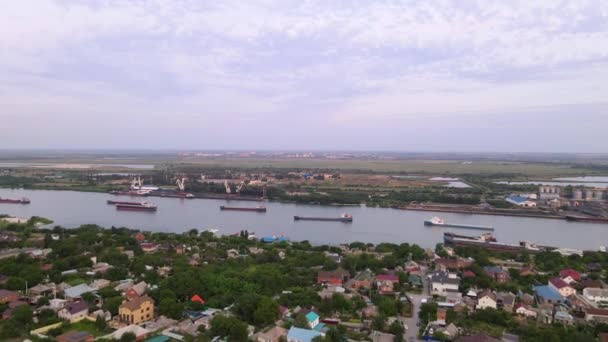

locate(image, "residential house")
(436, 308), (447, 325)
(0, 289), (18, 304)
(445, 290), (463, 304)
(515, 303), (537, 318)
(553, 311), (574, 325)
(287, 327), (323, 342)
(435, 258), (473, 271)
(347, 269), (374, 290)
(325, 252), (341, 263)
(56, 331), (95, 342)
(585, 308), (608, 323)
(118, 296), (155, 324)
(370, 331), (395, 342)
(534, 285), (564, 305)
(408, 275), (423, 288)
(578, 279), (604, 290)
(362, 305), (379, 318)
(376, 274), (399, 295)
(519, 267), (536, 277)
(140, 242), (159, 253)
(257, 326), (288, 342)
(2, 300), (28, 320)
(125, 281), (148, 299)
(64, 284), (96, 300)
(306, 311), (320, 329)
(90, 279), (111, 290)
(476, 290), (497, 310)
(405, 260), (421, 273)
(317, 270), (350, 286)
(549, 278), (576, 297)
(583, 287), (608, 304)
(559, 269), (581, 283)
(483, 266), (510, 284)
(429, 271), (460, 296)
(496, 292), (516, 313)
(58, 301), (89, 323)
(462, 270), (476, 279)
(29, 283), (55, 297)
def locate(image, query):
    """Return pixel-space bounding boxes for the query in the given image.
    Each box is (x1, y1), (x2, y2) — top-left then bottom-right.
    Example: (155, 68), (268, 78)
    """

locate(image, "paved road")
(403, 268), (428, 342)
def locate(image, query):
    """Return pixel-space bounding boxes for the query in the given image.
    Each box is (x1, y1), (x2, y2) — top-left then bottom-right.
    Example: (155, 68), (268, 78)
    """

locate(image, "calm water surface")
(0, 189), (606, 250)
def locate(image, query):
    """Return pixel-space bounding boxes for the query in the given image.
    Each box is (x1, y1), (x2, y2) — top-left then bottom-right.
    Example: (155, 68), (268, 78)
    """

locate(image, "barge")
(565, 215), (608, 223)
(0, 197), (30, 204)
(115, 202), (157, 212)
(424, 217), (494, 231)
(220, 206), (267, 212)
(294, 213), (353, 222)
(444, 232), (547, 254)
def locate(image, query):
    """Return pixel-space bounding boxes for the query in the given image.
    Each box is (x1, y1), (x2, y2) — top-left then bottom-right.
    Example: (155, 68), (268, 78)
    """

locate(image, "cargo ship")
(115, 202), (157, 212)
(565, 215), (608, 223)
(220, 206), (267, 212)
(424, 217), (494, 231)
(0, 197), (30, 204)
(443, 232), (547, 254)
(294, 213), (353, 222)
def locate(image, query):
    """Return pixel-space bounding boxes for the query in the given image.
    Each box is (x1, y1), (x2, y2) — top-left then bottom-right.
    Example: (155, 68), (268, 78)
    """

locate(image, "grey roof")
(66, 301), (89, 314)
(64, 284), (96, 298)
(430, 271), (460, 285)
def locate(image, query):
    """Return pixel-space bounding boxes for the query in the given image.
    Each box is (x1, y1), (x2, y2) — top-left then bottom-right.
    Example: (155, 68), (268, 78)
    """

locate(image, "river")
(0, 189), (606, 250)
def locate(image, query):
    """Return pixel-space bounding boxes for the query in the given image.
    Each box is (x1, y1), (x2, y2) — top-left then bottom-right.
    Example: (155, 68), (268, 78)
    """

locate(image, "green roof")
(146, 336), (170, 342)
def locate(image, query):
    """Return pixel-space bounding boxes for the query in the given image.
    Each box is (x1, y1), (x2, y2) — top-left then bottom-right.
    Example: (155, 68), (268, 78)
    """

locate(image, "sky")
(1, 0), (608, 152)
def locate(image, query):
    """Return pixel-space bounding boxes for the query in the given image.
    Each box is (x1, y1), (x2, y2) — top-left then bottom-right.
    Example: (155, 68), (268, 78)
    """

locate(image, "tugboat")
(293, 213), (353, 222)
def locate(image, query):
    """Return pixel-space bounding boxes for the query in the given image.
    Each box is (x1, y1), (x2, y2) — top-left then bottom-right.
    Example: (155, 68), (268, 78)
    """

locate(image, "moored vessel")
(115, 202), (157, 212)
(0, 197), (30, 204)
(107, 200), (142, 205)
(220, 206), (267, 212)
(294, 213), (353, 222)
(424, 216), (494, 231)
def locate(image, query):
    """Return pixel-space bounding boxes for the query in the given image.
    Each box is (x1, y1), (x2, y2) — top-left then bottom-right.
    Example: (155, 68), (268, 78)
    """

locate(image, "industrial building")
(539, 186), (561, 200)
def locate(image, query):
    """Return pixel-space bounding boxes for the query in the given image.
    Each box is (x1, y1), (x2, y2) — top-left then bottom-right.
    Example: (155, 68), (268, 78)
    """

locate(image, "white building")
(583, 288), (608, 304)
(476, 290), (497, 310)
(505, 195), (537, 207)
(429, 271), (460, 296)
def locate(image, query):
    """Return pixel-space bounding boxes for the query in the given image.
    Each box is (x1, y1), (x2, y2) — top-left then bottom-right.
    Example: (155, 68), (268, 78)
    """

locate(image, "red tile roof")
(549, 277), (570, 289)
(559, 269), (581, 281)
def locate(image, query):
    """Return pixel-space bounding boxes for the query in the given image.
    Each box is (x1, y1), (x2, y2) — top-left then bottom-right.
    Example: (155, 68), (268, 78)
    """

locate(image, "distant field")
(174, 158), (600, 176)
(1, 157), (605, 176)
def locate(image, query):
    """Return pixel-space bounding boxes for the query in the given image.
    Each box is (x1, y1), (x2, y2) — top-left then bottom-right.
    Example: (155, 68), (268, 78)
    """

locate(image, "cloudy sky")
(1, 0), (607, 152)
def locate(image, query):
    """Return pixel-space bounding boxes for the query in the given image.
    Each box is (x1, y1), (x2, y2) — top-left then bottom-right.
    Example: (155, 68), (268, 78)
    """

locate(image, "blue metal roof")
(534, 285), (563, 301)
(506, 195), (529, 203)
(287, 327), (322, 342)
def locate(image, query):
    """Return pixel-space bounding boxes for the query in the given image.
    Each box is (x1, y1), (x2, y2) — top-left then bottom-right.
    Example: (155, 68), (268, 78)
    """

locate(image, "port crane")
(131, 176), (143, 189)
(176, 177), (187, 191)
(224, 180), (232, 194)
(235, 181), (245, 194)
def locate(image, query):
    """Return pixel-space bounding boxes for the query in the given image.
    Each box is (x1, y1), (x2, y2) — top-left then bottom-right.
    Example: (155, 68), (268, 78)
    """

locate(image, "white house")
(476, 290), (497, 310)
(57, 301), (89, 323)
(549, 278), (576, 298)
(429, 271), (460, 296)
(583, 288), (608, 304)
(515, 304), (538, 318)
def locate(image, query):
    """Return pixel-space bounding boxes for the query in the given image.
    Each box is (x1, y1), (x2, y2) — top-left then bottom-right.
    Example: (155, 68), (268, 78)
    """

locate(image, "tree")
(293, 313), (309, 328)
(372, 315), (385, 331)
(159, 298), (185, 320)
(210, 315), (248, 342)
(95, 314), (107, 331)
(5, 276), (25, 291)
(103, 296), (124, 316)
(388, 320), (405, 342)
(254, 297), (279, 326)
(10, 304), (33, 326)
(120, 332), (136, 342)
